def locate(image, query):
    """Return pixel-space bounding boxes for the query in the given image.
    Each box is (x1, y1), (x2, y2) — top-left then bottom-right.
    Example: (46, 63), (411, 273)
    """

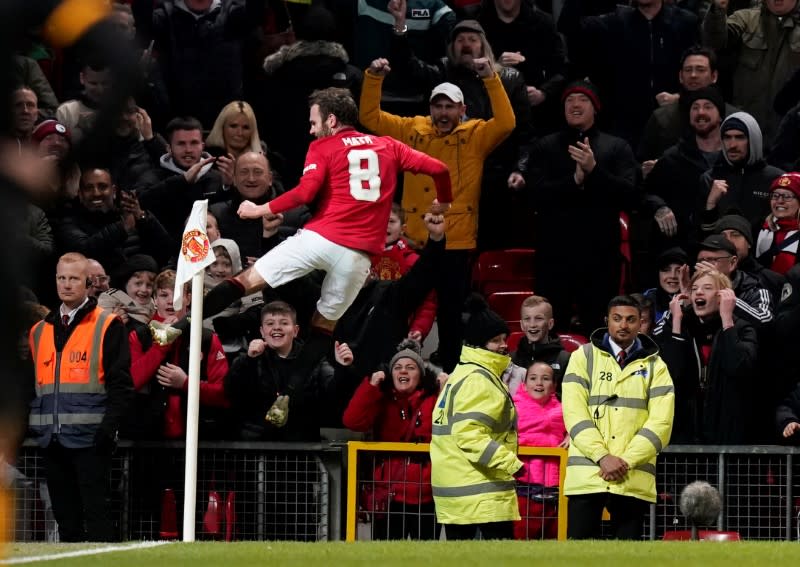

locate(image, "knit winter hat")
(770, 172), (800, 200)
(111, 254), (159, 289)
(686, 86), (725, 116)
(657, 247), (689, 271)
(561, 80), (602, 112)
(720, 116), (748, 136)
(463, 294), (509, 348)
(714, 215), (753, 247)
(389, 339), (425, 373)
(31, 119), (71, 144)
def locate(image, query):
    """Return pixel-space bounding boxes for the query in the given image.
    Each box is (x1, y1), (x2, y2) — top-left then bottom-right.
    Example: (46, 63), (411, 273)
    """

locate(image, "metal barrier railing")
(7, 441), (800, 542)
(5, 441), (343, 542)
(345, 442), (569, 541)
(653, 445), (800, 541)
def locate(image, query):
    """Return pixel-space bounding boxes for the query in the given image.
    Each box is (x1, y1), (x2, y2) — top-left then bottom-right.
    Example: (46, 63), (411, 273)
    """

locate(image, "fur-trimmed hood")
(262, 40), (349, 75)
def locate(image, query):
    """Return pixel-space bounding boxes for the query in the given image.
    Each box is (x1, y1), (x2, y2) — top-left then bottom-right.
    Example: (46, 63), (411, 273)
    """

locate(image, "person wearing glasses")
(86, 258), (110, 298)
(756, 172), (800, 275)
(655, 235), (774, 332)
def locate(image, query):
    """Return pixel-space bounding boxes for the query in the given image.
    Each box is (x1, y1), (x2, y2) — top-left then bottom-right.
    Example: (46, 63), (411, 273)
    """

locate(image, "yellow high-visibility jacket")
(562, 330), (674, 503)
(359, 70), (515, 250)
(430, 345), (523, 524)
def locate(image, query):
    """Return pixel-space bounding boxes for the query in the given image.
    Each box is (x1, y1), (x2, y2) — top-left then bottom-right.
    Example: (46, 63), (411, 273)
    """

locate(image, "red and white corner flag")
(174, 199), (215, 311)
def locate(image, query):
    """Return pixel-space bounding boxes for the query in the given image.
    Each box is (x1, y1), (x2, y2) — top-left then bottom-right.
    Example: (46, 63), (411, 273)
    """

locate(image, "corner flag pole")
(182, 270), (205, 542)
(174, 199), (215, 542)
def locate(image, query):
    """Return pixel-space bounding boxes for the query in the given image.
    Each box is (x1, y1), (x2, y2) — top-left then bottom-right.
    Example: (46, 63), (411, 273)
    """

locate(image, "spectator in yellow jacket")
(359, 56), (515, 372)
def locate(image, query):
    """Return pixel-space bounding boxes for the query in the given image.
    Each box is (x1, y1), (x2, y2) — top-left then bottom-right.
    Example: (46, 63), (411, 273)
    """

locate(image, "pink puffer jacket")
(513, 388), (566, 487)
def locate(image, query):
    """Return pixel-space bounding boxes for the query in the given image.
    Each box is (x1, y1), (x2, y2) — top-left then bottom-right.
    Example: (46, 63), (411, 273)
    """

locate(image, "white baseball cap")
(429, 82), (464, 104)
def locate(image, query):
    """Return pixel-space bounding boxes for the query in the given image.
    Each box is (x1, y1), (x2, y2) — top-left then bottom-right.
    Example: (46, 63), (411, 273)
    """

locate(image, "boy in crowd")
(511, 296), (571, 391)
(371, 203), (437, 343)
(127, 270), (229, 440)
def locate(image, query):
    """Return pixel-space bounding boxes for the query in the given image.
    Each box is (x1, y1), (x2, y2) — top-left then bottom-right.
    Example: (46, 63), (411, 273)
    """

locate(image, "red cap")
(31, 120), (71, 144)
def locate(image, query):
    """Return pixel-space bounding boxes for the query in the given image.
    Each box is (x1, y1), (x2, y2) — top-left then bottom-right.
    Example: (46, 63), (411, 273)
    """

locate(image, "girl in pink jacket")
(512, 362), (568, 539)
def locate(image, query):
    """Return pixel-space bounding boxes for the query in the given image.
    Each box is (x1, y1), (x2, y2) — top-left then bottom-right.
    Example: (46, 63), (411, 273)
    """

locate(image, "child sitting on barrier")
(342, 339), (444, 540)
(513, 361), (568, 540)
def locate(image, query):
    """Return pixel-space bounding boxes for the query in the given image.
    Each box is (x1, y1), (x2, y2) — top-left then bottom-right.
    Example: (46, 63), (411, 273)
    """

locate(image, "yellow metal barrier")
(346, 442), (568, 541)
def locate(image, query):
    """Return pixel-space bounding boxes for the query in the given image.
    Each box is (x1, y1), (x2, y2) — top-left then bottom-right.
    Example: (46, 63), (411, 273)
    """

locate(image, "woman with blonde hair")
(655, 269), (758, 444)
(205, 100), (265, 160)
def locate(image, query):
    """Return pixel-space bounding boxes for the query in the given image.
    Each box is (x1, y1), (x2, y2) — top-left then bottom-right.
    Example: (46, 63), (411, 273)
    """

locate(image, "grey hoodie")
(159, 151), (215, 179)
(721, 112), (764, 167)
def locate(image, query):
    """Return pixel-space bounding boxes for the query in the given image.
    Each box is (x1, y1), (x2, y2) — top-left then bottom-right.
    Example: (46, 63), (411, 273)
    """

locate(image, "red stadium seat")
(662, 530), (741, 541)
(487, 291), (534, 327)
(557, 333), (588, 353)
(472, 249), (535, 296)
(507, 331), (525, 352)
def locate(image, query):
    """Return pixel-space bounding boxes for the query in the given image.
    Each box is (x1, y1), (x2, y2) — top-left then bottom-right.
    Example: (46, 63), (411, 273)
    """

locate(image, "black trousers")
(567, 492), (648, 540)
(435, 250), (472, 373)
(444, 520), (514, 540)
(44, 441), (113, 542)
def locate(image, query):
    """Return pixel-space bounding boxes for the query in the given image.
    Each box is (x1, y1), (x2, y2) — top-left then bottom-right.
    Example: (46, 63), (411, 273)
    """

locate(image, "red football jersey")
(268, 127), (451, 255)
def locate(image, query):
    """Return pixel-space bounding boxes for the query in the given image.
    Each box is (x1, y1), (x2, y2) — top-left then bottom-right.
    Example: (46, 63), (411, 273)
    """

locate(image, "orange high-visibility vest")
(28, 306), (114, 448)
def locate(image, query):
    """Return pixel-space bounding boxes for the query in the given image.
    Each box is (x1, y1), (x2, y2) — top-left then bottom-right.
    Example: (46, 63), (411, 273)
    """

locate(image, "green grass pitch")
(5, 540), (800, 566)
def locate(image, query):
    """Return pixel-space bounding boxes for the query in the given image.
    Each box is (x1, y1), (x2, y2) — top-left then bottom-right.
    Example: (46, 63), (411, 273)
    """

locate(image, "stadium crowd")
(10, 0), (800, 543)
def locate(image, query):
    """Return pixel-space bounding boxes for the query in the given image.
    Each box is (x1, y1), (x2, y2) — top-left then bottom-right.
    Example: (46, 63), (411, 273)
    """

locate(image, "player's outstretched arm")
(238, 200), (272, 219)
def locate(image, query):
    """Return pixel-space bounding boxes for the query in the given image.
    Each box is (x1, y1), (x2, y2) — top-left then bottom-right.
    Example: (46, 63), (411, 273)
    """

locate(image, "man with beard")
(699, 112), (783, 232)
(638, 46), (738, 165)
(154, 87), (452, 346)
(387, 11), (532, 250)
(360, 56), (514, 371)
(643, 86), (725, 253)
(139, 116), (231, 243)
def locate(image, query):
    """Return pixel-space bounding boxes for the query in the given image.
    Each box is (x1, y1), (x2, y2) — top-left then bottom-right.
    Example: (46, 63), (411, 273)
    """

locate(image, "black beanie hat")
(562, 79), (602, 112)
(462, 294), (509, 349)
(686, 86), (725, 116)
(714, 214), (753, 247)
(111, 254), (159, 289)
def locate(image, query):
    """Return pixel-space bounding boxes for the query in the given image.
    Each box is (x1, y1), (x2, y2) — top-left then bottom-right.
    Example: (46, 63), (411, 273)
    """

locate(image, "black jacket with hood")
(655, 309), (758, 444)
(226, 339), (336, 441)
(699, 112), (783, 231)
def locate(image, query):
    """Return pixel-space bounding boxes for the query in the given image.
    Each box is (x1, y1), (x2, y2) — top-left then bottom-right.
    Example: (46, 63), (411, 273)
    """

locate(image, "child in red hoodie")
(128, 269), (229, 440)
(371, 203), (437, 342)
